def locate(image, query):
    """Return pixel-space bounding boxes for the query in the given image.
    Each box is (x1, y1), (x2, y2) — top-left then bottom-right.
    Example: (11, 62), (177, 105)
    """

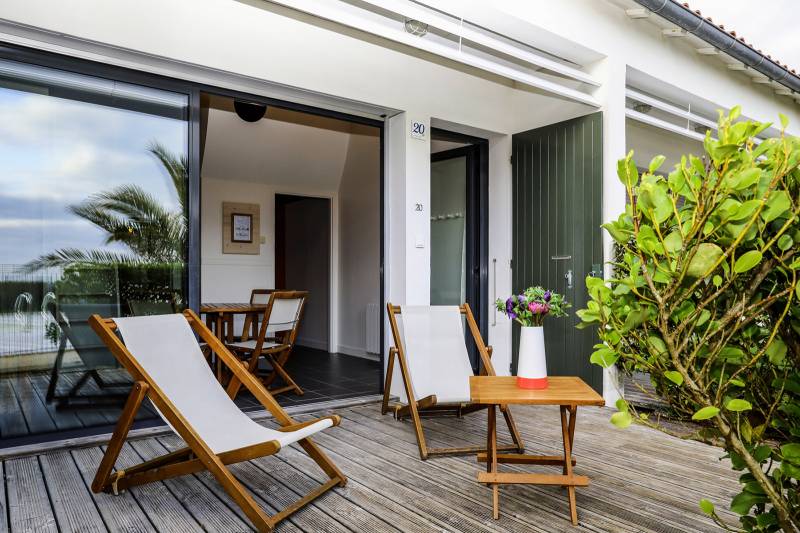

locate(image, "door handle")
(551, 255), (572, 261)
(565, 269), (573, 289)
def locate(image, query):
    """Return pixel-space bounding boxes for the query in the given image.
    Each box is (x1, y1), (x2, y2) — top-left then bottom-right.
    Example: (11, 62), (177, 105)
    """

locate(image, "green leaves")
(617, 152), (639, 187)
(664, 370), (683, 386)
(733, 250), (762, 273)
(610, 398), (632, 429)
(726, 399), (753, 412)
(590, 346), (618, 368)
(699, 499), (715, 516)
(648, 155), (666, 173)
(692, 406), (720, 421)
(686, 243), (723, 278)
(762, 190), (791, 222)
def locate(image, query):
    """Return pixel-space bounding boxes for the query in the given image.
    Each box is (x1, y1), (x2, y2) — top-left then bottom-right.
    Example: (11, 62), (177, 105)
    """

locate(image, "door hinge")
(509, 259), (513, 269)
(510, 154), (514, 165)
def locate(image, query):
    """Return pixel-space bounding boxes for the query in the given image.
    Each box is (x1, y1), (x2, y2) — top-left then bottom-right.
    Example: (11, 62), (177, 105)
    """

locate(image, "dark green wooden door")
(511, 112), (604, 393)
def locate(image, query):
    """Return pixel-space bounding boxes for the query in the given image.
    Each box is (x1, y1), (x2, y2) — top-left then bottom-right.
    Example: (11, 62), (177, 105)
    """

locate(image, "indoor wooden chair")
(227, 290), (308, 397)
(240, 288), (274, 341)
(383, 303), (524, 460)
(88, 310), (345, 533)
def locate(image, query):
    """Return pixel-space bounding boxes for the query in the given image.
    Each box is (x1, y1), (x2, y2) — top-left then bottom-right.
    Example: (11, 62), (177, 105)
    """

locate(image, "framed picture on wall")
(222, 202), (260, 254)
(231, 213), (253, 243)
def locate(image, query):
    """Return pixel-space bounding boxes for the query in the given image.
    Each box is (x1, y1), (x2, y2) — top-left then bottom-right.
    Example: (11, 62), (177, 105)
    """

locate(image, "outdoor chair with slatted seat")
(383, 303), (524, 460)
(227, 290), (308, 397)
(88, 310), (346, 532)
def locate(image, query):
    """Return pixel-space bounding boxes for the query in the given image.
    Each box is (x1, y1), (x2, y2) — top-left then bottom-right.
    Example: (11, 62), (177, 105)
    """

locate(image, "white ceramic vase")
(516, 325), (548, 389)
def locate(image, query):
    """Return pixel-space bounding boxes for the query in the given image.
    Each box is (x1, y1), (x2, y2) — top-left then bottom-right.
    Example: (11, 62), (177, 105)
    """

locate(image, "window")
(0, 58), (189, 446)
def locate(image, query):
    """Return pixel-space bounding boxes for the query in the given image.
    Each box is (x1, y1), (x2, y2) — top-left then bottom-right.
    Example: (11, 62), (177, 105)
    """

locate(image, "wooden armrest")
(277, 415), (341, 433)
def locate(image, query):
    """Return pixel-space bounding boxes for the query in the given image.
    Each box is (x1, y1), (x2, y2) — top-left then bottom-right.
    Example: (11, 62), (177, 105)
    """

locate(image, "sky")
(684, 0), (799, 69)
(0, 81), (187, 267)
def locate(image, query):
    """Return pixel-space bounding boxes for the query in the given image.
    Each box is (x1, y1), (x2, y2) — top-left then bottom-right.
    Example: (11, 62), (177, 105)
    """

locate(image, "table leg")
(241, 313), (253, 342)
(561, 405), (578, 525)
(486, 404), (499, 519)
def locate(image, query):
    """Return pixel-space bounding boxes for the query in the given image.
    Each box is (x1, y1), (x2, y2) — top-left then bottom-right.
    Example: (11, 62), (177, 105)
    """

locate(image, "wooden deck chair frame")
(382, 303), (524, 460)
(88, 309), (346, 533)
(240, 288), (275, 341)
(230, 290), (308, 397)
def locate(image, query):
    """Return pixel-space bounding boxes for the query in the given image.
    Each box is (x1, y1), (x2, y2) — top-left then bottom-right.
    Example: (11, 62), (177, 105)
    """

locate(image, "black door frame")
(0, 42), (388, 398)
(430, 129), (489, 369)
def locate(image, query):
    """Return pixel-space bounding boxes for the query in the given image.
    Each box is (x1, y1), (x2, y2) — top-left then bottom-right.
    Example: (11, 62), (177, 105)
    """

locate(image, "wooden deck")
(0, 401), (739, 532)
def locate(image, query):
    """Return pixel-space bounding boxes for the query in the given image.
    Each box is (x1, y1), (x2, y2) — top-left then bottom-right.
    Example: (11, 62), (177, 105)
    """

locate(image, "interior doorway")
(430, 129), (488, 370)
(275, 194), (331, 351)
(198, 91), (383, 408)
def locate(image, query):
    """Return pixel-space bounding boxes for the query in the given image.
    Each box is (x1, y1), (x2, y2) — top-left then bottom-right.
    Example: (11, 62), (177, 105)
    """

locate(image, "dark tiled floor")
(236, 345), (382, 409)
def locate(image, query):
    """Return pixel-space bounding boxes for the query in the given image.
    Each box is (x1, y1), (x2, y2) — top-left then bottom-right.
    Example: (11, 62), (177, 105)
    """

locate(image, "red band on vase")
(517, 376), (548, 389)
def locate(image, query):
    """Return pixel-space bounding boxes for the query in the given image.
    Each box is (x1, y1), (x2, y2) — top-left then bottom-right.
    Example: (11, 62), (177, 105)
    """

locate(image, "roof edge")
(633, 0), (800, 94)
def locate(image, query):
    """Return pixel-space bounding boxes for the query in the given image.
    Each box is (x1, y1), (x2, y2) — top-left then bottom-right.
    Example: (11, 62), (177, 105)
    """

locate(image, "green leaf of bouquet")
(733, 250), (762, 273)
(664, 371), (683, 386)
(725, 399), (752, 412)
(692, 406), (720, 420)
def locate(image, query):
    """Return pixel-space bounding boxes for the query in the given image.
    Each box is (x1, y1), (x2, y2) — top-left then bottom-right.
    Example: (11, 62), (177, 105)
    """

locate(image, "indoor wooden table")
(200, 302), (267, 343)
(470, 375), (605, 525)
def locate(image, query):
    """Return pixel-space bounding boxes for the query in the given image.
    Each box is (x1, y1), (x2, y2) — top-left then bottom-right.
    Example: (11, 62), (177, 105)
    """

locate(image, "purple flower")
(543, 290), (552, 302)
(517, 294), (526, 304)
(505, 297), (517, 319)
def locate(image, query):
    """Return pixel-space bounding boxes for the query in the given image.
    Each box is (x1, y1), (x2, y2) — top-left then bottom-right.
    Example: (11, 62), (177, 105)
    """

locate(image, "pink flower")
(528, 302), (550, 315)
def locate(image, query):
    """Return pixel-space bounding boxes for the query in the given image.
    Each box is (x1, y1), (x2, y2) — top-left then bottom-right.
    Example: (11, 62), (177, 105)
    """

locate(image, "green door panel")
(511, 112), (604, 393)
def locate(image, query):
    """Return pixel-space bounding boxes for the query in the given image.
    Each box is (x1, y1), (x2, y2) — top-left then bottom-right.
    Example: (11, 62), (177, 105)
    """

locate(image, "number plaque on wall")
(222, 201), (260, 254)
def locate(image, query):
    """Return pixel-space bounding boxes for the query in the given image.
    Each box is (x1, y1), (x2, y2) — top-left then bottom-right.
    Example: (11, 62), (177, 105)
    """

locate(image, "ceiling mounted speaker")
(234, 100), (267, 122)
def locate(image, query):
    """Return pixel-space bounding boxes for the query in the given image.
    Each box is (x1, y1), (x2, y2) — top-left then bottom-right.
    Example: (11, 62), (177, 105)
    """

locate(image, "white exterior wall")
(1, 0), (798, 398)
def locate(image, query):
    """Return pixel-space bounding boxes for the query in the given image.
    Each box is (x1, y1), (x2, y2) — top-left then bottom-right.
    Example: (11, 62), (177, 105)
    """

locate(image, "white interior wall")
(338, 127), (381, 358)
(201, 107), (380, 355)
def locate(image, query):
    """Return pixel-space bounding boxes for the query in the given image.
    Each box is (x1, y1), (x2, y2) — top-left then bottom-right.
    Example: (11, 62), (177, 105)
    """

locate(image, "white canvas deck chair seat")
(227, 290), (308, 397)
(383, 303), (524, 460)
(88, 310), (346, 532)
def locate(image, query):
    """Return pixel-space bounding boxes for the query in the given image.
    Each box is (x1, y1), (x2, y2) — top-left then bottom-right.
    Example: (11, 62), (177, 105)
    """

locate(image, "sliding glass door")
(0, 57), (190, 447)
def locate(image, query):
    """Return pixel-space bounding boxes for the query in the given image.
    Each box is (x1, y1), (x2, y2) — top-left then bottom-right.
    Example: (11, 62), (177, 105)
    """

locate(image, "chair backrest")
(387, 305), (480, 404)
(249, 289), (274, 305)
(252, 291), (308, 350)
(52, 303), (120, 370)
(110, 313), (282, 453)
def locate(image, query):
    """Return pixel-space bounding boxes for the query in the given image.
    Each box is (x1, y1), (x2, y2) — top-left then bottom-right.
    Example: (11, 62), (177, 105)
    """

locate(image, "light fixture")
(632, 102), (653, 114)
(404, 18), (428, 37)
(234, 100), (267, 122)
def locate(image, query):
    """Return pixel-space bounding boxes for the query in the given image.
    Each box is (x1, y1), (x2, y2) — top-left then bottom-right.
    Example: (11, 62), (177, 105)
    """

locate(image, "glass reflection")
(0, 59), (188, 446)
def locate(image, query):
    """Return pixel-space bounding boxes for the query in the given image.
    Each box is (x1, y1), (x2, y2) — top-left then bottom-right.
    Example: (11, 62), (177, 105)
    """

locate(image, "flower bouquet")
(496, 287), (569, 389)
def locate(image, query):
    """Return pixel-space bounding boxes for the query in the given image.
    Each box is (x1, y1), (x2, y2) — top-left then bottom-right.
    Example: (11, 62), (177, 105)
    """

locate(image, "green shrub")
(55, 263), (186, 313)
(578, 108), (799, 532)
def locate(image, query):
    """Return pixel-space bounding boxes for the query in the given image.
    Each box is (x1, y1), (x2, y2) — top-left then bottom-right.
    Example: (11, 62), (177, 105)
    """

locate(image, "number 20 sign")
(410, 120), (426, 140)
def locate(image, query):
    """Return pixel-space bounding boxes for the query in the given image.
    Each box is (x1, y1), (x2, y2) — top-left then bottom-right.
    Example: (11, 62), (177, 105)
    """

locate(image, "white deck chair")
(89, 310), (345, 532)
(383, 303), (524, 460)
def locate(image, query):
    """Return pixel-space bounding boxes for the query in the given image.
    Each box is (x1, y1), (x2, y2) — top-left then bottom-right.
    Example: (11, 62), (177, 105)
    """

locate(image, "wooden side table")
(470, 375), (605, 525)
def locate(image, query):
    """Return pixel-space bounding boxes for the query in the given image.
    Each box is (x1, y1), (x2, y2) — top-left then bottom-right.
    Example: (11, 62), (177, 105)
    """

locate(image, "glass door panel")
(430, 155), (467, 305)
(0, 58), (189, 446)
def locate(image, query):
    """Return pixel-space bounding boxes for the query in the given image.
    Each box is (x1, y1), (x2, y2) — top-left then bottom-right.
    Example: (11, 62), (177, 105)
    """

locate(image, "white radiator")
(366, 303), (380, 354)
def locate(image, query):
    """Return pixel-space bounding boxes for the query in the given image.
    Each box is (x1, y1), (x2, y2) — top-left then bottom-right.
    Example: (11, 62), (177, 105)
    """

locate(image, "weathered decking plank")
(0, 402), (741, 533)
(70, 446), (157, 533)
(38, 451), (106, 532)
(5, 455), (57, 533)
(0, 380), (27, 439)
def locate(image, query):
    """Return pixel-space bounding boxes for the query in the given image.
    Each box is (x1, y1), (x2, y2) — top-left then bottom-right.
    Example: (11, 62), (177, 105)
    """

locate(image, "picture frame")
(231, 213), (253, 243)
(222, 202), (260, 254)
